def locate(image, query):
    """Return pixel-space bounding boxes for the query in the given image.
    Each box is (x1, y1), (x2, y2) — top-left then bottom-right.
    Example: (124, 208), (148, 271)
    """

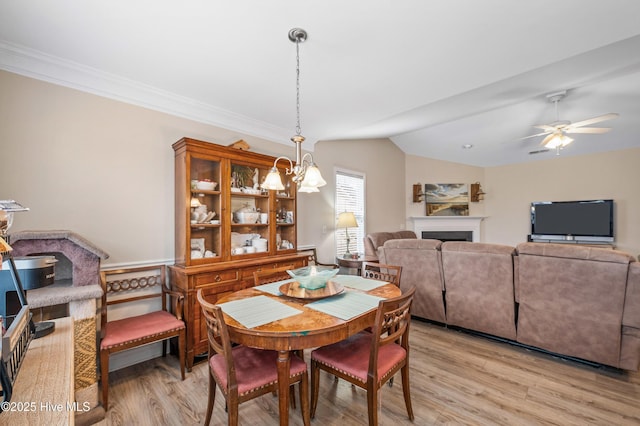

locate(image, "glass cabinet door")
(229, 162), (271, 257)
(274, 173), (297, 253)
(174, 137), (300, 266)
(188, 155), (221, 264)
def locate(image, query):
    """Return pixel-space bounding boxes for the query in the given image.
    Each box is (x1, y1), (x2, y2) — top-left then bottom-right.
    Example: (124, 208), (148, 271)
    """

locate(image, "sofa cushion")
(382, 238), (440, 251)
(441, 242), (517, 340)
(378, 238), (445, 323)
(516, 243), (632, 367)
(516, 242), (636, 263)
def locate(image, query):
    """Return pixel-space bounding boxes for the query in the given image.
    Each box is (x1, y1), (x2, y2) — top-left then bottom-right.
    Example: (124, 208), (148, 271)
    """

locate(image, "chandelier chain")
(260, 28), (325, 193)
(295, 37), (302, 136)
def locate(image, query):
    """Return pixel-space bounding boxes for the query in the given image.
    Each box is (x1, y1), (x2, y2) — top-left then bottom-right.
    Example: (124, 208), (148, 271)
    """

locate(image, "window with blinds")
(335, 169), (365, 257)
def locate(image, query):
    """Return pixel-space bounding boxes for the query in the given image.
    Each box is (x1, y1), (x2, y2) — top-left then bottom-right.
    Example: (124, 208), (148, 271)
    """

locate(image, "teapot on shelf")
(233, 203), (259, 224)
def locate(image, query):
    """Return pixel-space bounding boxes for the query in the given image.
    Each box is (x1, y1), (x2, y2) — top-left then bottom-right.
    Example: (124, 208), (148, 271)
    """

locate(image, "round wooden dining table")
(216, 279), (402, 426)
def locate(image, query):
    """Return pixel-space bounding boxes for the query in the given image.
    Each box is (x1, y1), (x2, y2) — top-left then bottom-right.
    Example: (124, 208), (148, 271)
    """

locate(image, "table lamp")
(337, 212), (358, 259)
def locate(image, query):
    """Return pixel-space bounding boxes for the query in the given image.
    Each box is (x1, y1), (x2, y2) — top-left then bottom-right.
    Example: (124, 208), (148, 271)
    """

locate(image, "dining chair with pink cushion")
(99, 264), (186, 410)
(197, 289), (310, 426)
(310, 286), (416, 425)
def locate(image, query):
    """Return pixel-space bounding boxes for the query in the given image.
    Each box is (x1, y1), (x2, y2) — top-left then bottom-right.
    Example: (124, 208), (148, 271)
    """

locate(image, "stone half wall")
(8, 230), (109, 423)
(10, 230), (109, 286)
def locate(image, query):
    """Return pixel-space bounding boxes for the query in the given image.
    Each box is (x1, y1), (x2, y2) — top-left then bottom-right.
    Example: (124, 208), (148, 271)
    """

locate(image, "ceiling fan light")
(561, 135), (574, 147)
(544, 133), (573, 149)
(543, 135), (561, 149)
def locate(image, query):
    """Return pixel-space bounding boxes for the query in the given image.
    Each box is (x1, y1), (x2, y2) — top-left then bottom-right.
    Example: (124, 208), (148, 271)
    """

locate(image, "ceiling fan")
(523, 90), (618, 155)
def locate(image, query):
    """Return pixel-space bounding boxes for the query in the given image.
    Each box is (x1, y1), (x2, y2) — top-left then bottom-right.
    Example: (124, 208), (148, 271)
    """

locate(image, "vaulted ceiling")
(2, 1), (640, 167)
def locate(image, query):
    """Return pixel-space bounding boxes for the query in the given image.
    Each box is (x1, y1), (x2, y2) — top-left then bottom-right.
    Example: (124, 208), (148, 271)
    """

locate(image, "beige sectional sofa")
(380, 239), (446, 323)
(379, 239), (640, 371)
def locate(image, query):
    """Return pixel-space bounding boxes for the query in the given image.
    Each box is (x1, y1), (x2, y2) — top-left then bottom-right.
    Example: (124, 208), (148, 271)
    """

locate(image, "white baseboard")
(108, 341), (165, 372)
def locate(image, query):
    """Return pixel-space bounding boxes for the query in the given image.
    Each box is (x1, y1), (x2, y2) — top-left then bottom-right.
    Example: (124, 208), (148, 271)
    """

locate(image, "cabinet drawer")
(277, 260), (305, 270)
(240, 263), (281, 280)
(194, 269), (239, 287)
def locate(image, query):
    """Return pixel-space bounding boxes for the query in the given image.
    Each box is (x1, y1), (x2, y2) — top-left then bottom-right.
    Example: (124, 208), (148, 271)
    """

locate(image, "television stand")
(529, 239), (615, 249)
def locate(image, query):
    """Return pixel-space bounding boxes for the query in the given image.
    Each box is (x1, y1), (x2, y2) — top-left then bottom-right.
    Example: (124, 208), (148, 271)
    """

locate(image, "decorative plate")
(279, 280), (344, 300)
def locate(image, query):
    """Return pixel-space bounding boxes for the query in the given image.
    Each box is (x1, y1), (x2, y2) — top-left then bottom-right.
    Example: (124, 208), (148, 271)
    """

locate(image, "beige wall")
(0, 71), (297, 265)
(484, 149), (640, 255)
(0, 71), (405, 266)
(299, 138), (406, 263)
(405, 149), (640, 256)
(2, 70), (639, 266)
(405, 154), (486, 220)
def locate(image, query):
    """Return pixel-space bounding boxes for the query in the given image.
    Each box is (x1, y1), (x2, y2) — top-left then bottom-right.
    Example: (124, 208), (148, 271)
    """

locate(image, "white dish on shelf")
(241, 187), (261, 195)
(196, 180), (217, 191)
(234, 212), (260, 224)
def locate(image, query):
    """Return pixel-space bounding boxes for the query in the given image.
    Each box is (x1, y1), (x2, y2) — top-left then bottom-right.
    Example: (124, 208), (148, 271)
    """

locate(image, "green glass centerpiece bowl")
(287, 266), (339, 290)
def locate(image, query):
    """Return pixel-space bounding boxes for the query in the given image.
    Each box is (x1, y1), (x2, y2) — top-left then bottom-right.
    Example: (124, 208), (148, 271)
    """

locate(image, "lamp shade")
(300, 164), (326, 188)
(298, 180), (320, 193)
(261, 167), (285, 191)
(336, 212), (358, 228)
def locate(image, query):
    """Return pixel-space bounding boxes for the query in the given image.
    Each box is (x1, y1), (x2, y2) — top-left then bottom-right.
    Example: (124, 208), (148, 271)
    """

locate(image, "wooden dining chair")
(304, 248), (340, 269)
(99, 264), (186, 410)
(253, 264), (314, 408)
(197, 289), (310, 426)
(310, 286), (416, 425)
(361, 262), (402, 287)
(360, 261), (403, 336)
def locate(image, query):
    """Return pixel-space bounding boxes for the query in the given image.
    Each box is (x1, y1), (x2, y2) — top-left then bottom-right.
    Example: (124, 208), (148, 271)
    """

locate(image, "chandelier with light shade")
(261, 28), (326, 194)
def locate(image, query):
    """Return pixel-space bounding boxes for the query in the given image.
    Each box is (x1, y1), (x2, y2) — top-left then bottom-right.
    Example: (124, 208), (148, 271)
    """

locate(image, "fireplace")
(422, 231), (473, 242)
(411, 216), (485, 242)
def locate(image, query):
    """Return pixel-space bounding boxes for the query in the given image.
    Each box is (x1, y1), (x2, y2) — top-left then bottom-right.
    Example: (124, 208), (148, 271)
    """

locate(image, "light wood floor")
(94, 319), (640, 425)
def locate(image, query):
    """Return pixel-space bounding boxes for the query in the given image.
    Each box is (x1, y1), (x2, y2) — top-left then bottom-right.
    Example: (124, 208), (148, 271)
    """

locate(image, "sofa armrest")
(364, 232), (391, 257)
(364, 230), (417, 257)
(623, 262), (640, 328)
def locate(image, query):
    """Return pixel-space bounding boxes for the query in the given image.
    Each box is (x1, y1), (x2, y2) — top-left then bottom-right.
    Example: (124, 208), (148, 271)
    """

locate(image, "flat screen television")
(530, 199), (614, 243)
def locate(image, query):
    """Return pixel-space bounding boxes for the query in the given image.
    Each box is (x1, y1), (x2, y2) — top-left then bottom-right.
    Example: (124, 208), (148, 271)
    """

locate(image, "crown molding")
(0, 41), (293, 144)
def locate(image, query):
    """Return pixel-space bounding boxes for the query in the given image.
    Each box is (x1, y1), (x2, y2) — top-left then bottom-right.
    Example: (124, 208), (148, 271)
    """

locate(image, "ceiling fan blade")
(529, 149), (550, 155)
(521, 131), (551, 140)
(569, 113), (619, 128)
(540, 133), (555, 147)
(533, 124), (557, 131)
(565, 127), (611, 134)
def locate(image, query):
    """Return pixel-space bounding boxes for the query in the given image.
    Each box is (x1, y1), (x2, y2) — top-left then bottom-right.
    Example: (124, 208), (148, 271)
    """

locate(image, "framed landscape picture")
(425, 183), (469, 216)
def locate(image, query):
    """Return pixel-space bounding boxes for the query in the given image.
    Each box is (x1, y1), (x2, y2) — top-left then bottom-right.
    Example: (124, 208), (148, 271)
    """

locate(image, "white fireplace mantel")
(410, 216), (486, 242)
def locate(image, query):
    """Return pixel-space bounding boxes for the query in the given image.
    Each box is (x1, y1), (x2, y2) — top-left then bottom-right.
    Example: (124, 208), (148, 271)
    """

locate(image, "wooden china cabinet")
(169, 137), (308, 369)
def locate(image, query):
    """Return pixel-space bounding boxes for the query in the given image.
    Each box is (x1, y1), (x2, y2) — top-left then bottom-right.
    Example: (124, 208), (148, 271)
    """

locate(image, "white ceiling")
(2, 1), (640, 167)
